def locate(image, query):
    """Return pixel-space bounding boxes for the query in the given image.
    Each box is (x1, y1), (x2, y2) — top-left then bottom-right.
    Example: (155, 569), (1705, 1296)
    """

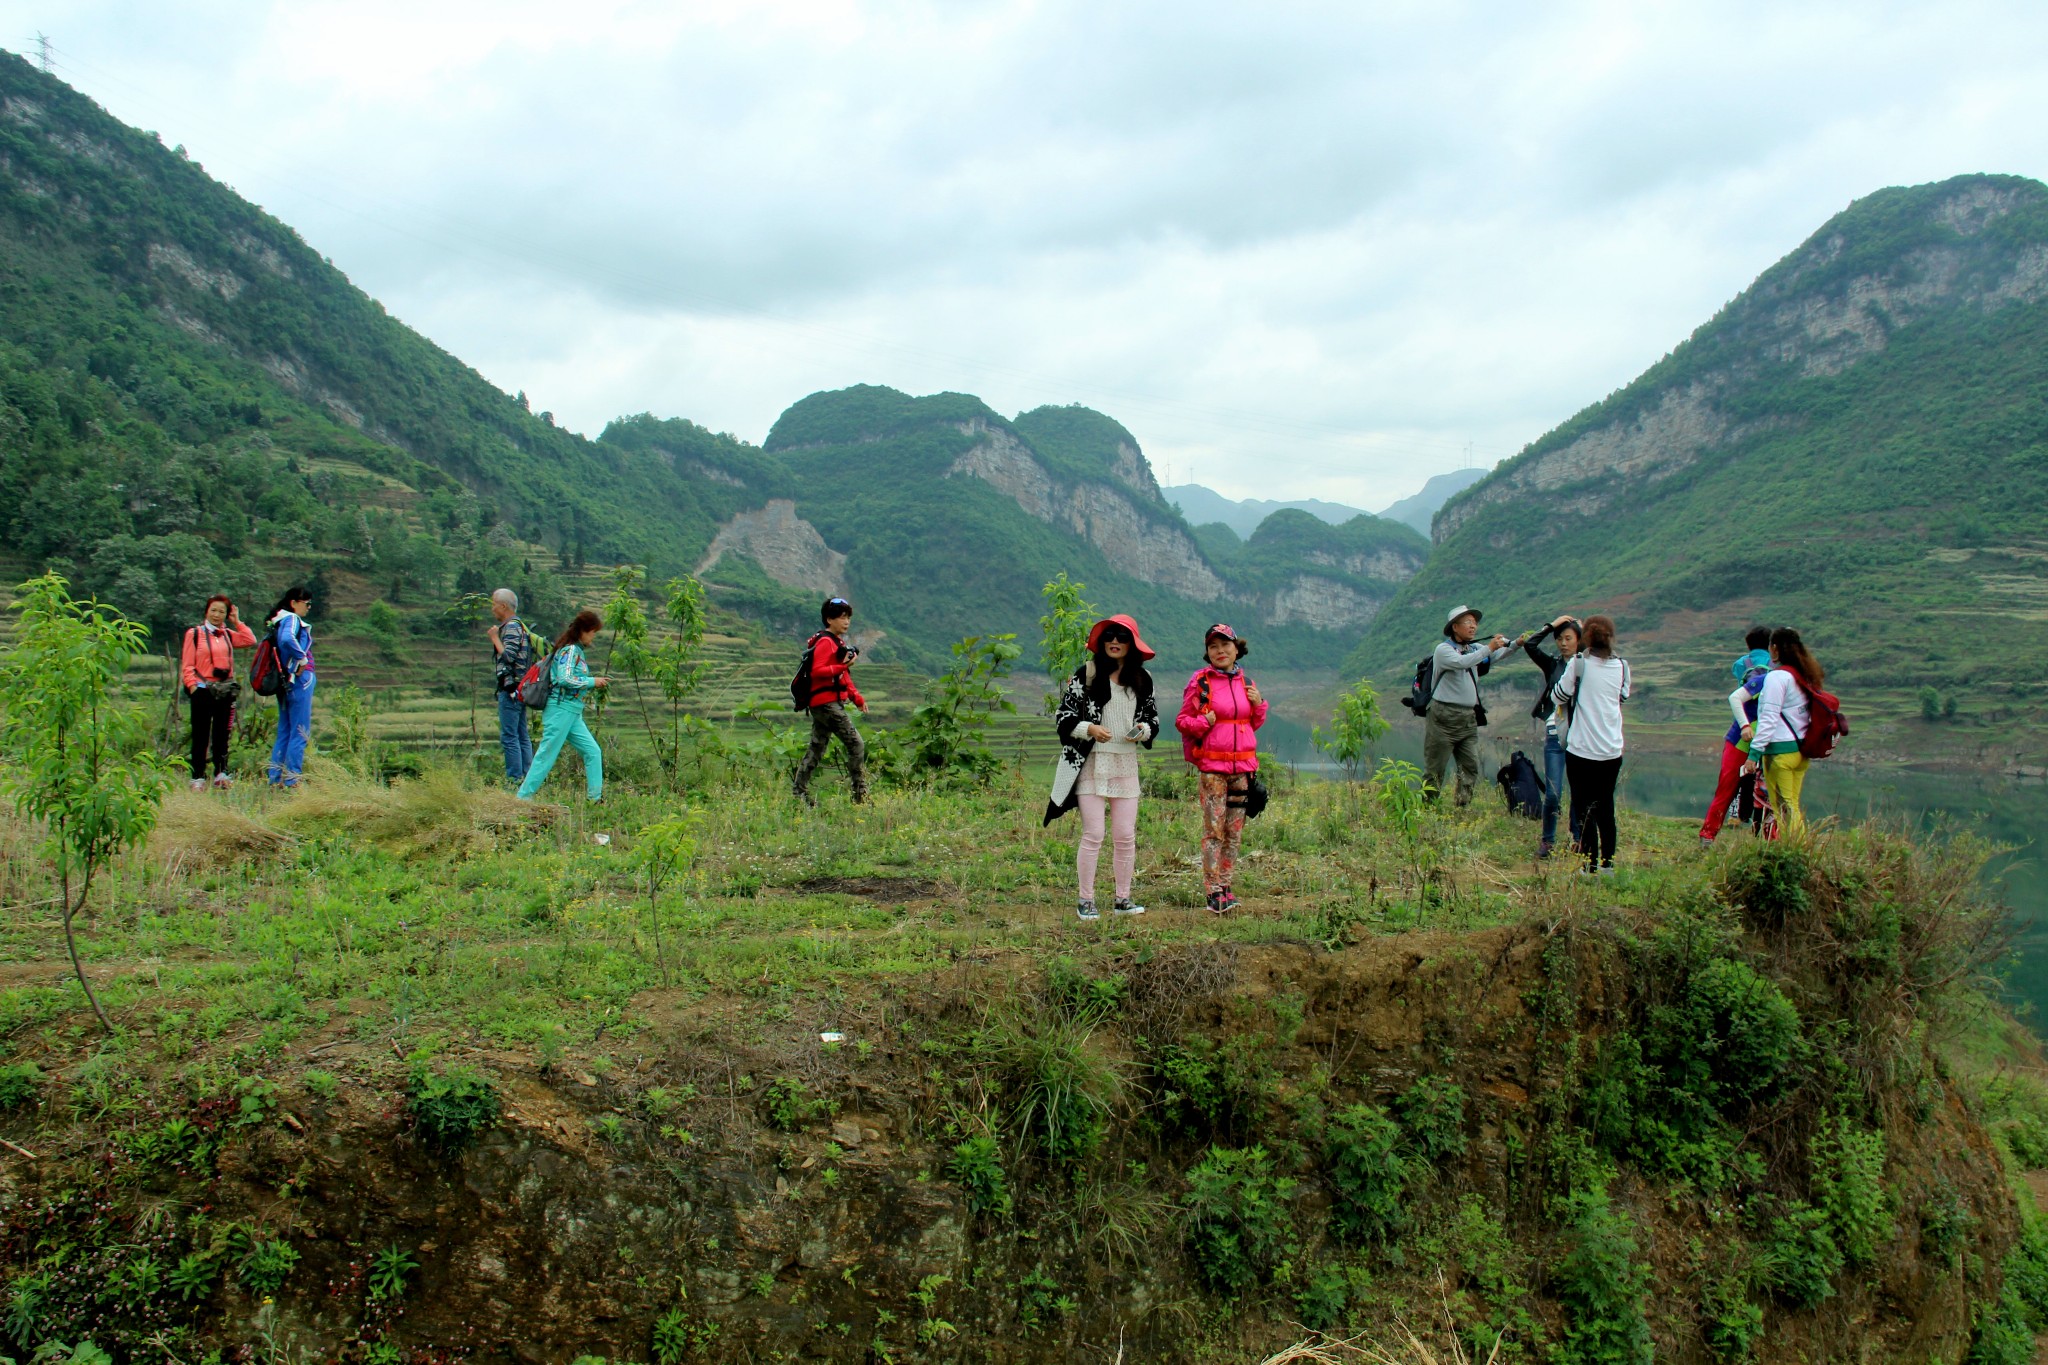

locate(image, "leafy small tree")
(0, 574), (175, 1033)
(906, 634), (1021, 783)
(636, 811), (701, 986)
(1314, 677), (1392, 780)
(603, 568), (713, 787)
(1918, 686), (1940, 722)
(1037, 573), (1095, 714)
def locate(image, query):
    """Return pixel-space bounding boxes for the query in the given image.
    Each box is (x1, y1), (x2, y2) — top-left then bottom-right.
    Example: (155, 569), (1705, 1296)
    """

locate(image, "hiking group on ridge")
(170, 573), (1845, 910)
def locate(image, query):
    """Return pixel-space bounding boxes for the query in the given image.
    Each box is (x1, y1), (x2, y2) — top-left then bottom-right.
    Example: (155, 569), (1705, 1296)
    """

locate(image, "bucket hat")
(1443, 604), (1482, 637)
(1086, 614), (1155, 660)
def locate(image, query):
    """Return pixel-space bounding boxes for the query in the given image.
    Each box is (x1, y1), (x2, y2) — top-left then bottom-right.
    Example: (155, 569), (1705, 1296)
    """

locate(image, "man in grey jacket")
(1426, 604), (1513, 806)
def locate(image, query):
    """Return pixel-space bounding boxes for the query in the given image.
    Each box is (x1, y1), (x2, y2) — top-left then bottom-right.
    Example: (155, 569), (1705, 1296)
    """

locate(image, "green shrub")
(1156, 1041), (1230, 1137)
(1701, 1275), (1764, 1363)
(1916, 1178), (1966, 1268)
(1654, 957), (1806, 1111)
(0, 1062), (41, 1110)
(980, 1016), (1120, 1162)
(1811, 1113), (1888, 1268)
(1044, 957), (1126, 1023)
(1323, 1103), (1409, 1244)
(368, 1244), (419, 1303)
(947, 1136), (1012, 1218)
(406, 1063), (502, 1153)
(1294, 1263), (1351, 1330)
(1978, 1075), (2048, 1170)
(1724, 843), (1810, 929)
(1444, 1194), (1544, 1355)
(1550, 1187), (1652, 1365)
(1760, 1200), (1841, 1307)
(1395, 1077), (1468, 1165)
(651, 1302), (718, 1362)
(2002, 1217), (2048, 1324)
(238, 1236), (300, 1294)
(1182, 1145), (1297, 1293)
(763, 1076), (833, 1132)
(1967, 1283), (2036, 1365)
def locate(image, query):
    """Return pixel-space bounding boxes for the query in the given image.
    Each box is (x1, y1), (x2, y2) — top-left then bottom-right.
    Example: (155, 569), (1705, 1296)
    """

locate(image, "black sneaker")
(1076, 899), (1100, 922)
(1112, 898), (1146, 916)
(1206, 890), (1227, 915)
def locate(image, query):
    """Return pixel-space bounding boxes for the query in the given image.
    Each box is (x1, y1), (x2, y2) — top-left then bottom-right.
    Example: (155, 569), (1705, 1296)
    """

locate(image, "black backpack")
(789, 631), (830, 711)
(1495, 751), (1545, 820)
(1401, 650), (1488, 719)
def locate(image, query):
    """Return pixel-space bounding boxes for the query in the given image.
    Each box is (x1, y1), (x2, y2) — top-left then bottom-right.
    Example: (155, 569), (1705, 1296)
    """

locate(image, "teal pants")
(517, 696), (602, 800)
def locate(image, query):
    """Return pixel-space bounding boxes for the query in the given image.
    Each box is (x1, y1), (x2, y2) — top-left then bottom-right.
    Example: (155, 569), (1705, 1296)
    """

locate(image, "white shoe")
(189, 779), (206, 792)
(212, 774), (233, 791)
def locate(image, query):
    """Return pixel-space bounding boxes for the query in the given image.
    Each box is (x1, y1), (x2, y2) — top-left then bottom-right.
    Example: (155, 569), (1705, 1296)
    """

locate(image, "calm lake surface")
(1258, 715), (2048, 1021)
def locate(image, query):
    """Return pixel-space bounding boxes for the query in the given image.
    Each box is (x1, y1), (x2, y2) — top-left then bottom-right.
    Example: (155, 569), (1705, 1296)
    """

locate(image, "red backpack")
(1795, 674), (1849, 759)
(249, 623), (286, 697)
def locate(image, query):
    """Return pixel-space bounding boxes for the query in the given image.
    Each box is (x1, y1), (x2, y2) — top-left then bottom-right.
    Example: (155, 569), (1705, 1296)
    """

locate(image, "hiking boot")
(212, 773), (233, 791)
(1112, 898), (1146, 917)
(1076, 899), (1100, 922)
(1206, 890), (1227, 915)
(189, 778), (206, 793)
(1537, 840), (1554, 860)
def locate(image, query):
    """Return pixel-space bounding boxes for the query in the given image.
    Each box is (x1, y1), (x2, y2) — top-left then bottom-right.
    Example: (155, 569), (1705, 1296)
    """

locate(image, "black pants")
(188, 687), (233, 779)
(1565, 753), (1623, 867)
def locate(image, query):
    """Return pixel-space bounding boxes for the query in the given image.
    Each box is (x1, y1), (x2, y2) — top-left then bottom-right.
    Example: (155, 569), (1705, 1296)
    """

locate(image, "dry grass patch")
(150, 788), (295, 874)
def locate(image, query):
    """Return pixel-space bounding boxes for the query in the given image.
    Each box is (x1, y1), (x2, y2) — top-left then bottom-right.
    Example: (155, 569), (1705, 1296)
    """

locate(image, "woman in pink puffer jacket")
(1176, 623), (1267, 914)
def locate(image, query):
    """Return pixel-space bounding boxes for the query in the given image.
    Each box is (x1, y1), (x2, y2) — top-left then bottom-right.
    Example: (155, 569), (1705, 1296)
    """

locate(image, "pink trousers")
(1077, 793), (1138, 901)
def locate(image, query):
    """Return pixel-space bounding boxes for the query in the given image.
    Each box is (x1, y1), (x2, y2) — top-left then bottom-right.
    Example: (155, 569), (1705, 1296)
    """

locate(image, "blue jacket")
(271, 610), (314, 679)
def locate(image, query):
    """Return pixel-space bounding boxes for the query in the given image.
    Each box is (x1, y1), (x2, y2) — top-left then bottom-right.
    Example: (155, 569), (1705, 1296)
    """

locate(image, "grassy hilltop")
(2, 726), (2048, 1361)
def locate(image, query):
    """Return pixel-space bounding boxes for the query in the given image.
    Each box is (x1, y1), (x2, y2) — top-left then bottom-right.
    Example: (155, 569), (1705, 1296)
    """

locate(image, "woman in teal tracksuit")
(516, 609), (609, 802)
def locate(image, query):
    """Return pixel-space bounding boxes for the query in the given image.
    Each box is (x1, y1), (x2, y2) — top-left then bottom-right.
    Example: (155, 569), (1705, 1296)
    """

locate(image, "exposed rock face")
(1436, 180), (2048, 543)
(946, 422), (1225, 602)
(148, 242), (244, 300)
(1302, 547), (1423, 583)
(1269, 575), (1384, 630)
(697, 499), (850, 597)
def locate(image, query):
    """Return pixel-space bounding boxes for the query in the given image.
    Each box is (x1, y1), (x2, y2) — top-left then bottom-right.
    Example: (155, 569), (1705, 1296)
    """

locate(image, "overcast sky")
(10, 1), (2048, 509)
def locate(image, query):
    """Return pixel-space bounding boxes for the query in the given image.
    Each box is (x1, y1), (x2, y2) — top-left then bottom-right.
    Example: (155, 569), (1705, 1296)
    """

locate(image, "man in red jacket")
(793, 597), (868, 805)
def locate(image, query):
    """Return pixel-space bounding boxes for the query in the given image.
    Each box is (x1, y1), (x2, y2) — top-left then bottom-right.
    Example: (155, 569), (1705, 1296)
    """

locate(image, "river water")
(1258, 715), (2048, 1021)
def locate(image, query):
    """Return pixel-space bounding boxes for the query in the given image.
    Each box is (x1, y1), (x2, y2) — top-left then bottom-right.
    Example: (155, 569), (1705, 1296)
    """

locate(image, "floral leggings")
(1198, 772), (1248, 893)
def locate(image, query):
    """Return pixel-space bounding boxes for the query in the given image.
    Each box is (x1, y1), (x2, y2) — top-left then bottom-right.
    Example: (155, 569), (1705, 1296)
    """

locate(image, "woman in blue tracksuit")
(265, 586), (316, 788)
(516, 609), (610, 803)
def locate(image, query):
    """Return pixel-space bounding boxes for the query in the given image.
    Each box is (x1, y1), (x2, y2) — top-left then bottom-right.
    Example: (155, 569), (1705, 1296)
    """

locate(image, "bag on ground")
(249, 624), (286, 698)
(1495, 750), (1544, 819)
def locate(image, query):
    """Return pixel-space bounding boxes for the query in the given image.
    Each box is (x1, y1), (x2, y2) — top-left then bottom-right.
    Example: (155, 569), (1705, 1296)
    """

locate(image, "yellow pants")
(1766, 752), (1811, 837)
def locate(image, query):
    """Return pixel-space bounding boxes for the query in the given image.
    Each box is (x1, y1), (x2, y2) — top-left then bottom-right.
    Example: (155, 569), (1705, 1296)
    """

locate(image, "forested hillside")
(0, 54), (1417, 676)
(1349, 174), (2048, 754)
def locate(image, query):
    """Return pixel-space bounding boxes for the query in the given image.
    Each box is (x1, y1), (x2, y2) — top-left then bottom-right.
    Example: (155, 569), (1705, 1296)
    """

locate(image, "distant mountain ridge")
(1376, 468), (1488, 538)
(1162, 484), (1369, 539)
(0, 54), (1423, 675)
(1349, 174), (2048, 727)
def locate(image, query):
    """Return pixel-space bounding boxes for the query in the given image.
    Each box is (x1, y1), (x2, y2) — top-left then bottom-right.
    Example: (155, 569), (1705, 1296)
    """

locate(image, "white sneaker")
(212, 774), (233, 791)
(1112, 898), (1146, 916)
(189, 778), (206, 792)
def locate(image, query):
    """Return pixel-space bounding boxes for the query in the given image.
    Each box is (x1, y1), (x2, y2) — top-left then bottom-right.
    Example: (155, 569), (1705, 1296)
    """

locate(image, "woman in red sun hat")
(1044, 615), (1159, 922)
(1176, 623), (1266, 914)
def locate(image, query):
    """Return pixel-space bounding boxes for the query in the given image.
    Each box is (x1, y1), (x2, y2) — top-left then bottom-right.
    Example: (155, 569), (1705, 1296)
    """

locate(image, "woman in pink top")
(180, 595), (256, 790)
(1176, 623), (1267, 914)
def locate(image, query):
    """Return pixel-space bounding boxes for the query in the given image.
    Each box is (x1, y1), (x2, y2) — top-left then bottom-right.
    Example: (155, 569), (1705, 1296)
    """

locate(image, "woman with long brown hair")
(1744, 627), (1824, 836)
(1549, 614), (1632, 872)
(515, 609), (610, 802)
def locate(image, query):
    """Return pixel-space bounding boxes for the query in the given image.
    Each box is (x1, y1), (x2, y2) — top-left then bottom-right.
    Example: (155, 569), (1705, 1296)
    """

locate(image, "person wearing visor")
(1044, 615), (1159, 921)
(1427, 605), (1513, 806)
(793, 597), (868, 805)
(1176, 623), (1265, 915)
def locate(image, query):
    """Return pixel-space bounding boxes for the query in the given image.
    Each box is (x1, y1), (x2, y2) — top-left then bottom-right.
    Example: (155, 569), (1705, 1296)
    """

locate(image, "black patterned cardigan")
(1042, 662), (1160, 826)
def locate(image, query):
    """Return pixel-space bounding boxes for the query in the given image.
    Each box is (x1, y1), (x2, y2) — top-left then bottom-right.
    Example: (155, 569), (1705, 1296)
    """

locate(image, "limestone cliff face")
(1268, 576), (1385, 630)
(1435, 178), (2048, 543)
(696, 499), (850, 597)
(945, 421), (1226, 602)
(1302, 546), (1424, 584)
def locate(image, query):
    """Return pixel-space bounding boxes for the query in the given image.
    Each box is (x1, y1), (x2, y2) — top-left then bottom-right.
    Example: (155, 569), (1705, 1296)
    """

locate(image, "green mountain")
(1349, 174), (2048, 735)
(0, 54), (1422, 678)
(624, 388), (1429, 674)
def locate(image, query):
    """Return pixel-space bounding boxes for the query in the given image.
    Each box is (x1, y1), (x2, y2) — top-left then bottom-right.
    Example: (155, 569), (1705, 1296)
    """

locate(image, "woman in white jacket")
(1743, 627), (1824, 837)
(1550, 614), (1631, 873)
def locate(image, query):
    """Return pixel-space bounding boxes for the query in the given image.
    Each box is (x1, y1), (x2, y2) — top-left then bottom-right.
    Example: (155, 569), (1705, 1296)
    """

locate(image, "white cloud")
(12, 0), (2048, 508)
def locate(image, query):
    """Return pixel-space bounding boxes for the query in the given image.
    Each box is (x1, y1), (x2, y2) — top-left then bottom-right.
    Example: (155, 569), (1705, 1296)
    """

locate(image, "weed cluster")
(405, 1062), (501, 1154)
